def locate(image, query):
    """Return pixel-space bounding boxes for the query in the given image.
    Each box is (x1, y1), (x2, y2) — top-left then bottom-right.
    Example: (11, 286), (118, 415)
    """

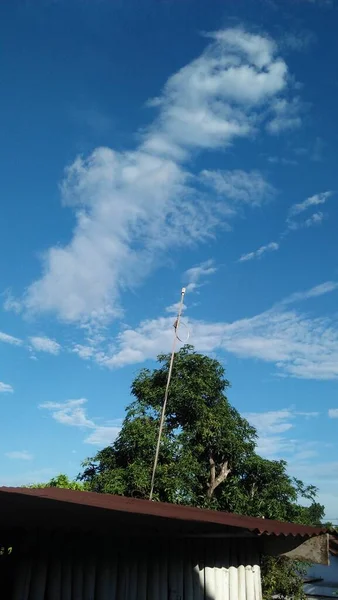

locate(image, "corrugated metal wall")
(12, 534), (262, 600)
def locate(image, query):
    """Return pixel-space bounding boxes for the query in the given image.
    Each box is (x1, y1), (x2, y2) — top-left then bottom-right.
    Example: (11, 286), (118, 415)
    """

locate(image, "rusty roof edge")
(0, 486), (329, 538)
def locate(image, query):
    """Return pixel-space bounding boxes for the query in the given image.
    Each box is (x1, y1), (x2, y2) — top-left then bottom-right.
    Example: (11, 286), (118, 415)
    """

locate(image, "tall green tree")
(80, 345), (324, 599)
(81, 345), (257, 504)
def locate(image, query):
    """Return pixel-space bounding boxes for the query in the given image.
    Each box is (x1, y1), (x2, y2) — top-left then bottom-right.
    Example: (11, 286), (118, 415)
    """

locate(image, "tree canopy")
(80, 345), (323, 527)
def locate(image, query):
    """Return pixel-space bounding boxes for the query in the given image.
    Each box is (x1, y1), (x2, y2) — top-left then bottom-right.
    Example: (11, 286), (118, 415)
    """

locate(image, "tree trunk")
(207, 455), (231, 498)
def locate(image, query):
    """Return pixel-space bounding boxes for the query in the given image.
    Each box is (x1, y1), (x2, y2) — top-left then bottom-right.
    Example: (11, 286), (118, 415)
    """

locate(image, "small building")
(0, 486), (329, 600)
(304, 536), (338, 600)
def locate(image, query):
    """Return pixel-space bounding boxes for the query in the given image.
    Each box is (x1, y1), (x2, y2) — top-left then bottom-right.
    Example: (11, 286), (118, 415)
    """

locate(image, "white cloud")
(200, 169), (274, 206)
(165, 302), (187, 314)
(304, 211), (325, 227)
(40, 398), (121, 446)
(243, 408), (319, 460)
(14, 27), (297, 326)
(184, 259), (217, 293)
(40, 399), (94, 428)
(267, 97), (302, 134)
(281, 281), (338, 305)
(328, 409), (338, 418)
(29, 336), (61, 355)
(0, 331), (22, 346)
(89, 280), (338, 380)
(245, 409), (294, 434)
(84, 426), (121, 446)
(144, 28), (289, 155)
(286, 192), (332, 232)
(3, 293), (22, 314)
(288, 191), (332, 218)
(287, 211), (325, 231)
(244, 409), (295, 458)
(296, 411), (320, 418)
(239, 241), (279, 262)
(5, 450), (33, 461)
(72, 344), (96, 360)
(0, 382), (14, 394)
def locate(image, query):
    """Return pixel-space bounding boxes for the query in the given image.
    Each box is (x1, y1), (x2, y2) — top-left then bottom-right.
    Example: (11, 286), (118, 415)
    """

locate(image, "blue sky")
(1, 0), (338, 519)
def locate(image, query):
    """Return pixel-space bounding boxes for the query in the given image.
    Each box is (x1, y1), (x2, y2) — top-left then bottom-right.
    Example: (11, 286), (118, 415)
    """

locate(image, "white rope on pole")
(149, 287), (186, 501)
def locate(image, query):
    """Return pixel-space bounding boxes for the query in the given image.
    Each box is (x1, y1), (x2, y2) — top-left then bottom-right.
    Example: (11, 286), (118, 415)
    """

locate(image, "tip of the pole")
(181, 287), (186, 294)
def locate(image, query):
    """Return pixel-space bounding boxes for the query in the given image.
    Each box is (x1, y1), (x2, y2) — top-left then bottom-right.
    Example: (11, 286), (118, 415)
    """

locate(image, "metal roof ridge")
(0, 486), (329, 538)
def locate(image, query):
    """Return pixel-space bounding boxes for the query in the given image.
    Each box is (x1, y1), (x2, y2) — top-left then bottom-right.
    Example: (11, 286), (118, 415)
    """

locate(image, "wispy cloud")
(184, 259), (217, 293)
(311, 136), (325, 162)
(5, 450), (33, 461)
(86, 280), (338, 380)
(10, 27), (299, 327)
(245, 192), (332, 262)
(243, 408), (318, 459)
(280, 281), (338, 306)
(268, 156), (298, 166)
(304, 211), (325, 227)
(267, 97), (302, 134)
(285, 191), (332, 232)
(287, 211), (326, 231)
(281, 30), (316, 52)
(40, 399), (121, 446)
(0, 382), (14, 394)
(200, 169), (274, 206)
(71, 344), (96, 360)
(165, 302), (187, 314)
(328, 409), (338, 418)
(244, 409), (294, 458)
(0, 331), (22, 346)
(29, 336), (61, 355)
(239, 241), (279, 262)
(40, 399), (94, 428)
(288, 191), (332, 218)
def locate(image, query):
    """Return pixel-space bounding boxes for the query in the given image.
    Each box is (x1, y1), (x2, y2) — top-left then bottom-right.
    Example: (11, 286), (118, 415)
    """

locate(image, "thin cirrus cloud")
(184, 259), (217, 293)
(286, 191), (332, 231)
(266, 97), (302, 134)
(9, 27), (300, 327)
(279, 280), (338, 306)
(239, 191), (332, 262)
(39, 399), (122, 446)
(0, 381), (14, 393)
(84, 280), (338, 380)
(29, 336), (61, 355)
(0, 330), (22, 346)
(238, 242), (279, 262)
(199, 169), (275, 206)
(328, 409), (338, 418)
(288, 191), (332, 217)
(242, 409), (319, 476)
(5, 450), (33, 461)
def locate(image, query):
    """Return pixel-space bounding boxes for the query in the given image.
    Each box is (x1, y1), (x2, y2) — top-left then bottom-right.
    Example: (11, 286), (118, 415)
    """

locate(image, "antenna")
(149, 287), (186, 501)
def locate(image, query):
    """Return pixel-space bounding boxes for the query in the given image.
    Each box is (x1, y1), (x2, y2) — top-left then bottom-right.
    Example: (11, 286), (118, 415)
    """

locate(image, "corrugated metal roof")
(0, 486), (328, 538)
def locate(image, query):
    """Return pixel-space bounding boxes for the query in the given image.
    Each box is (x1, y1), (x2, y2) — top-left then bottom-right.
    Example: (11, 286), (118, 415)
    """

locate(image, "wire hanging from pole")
(149, 287), (186, 501)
